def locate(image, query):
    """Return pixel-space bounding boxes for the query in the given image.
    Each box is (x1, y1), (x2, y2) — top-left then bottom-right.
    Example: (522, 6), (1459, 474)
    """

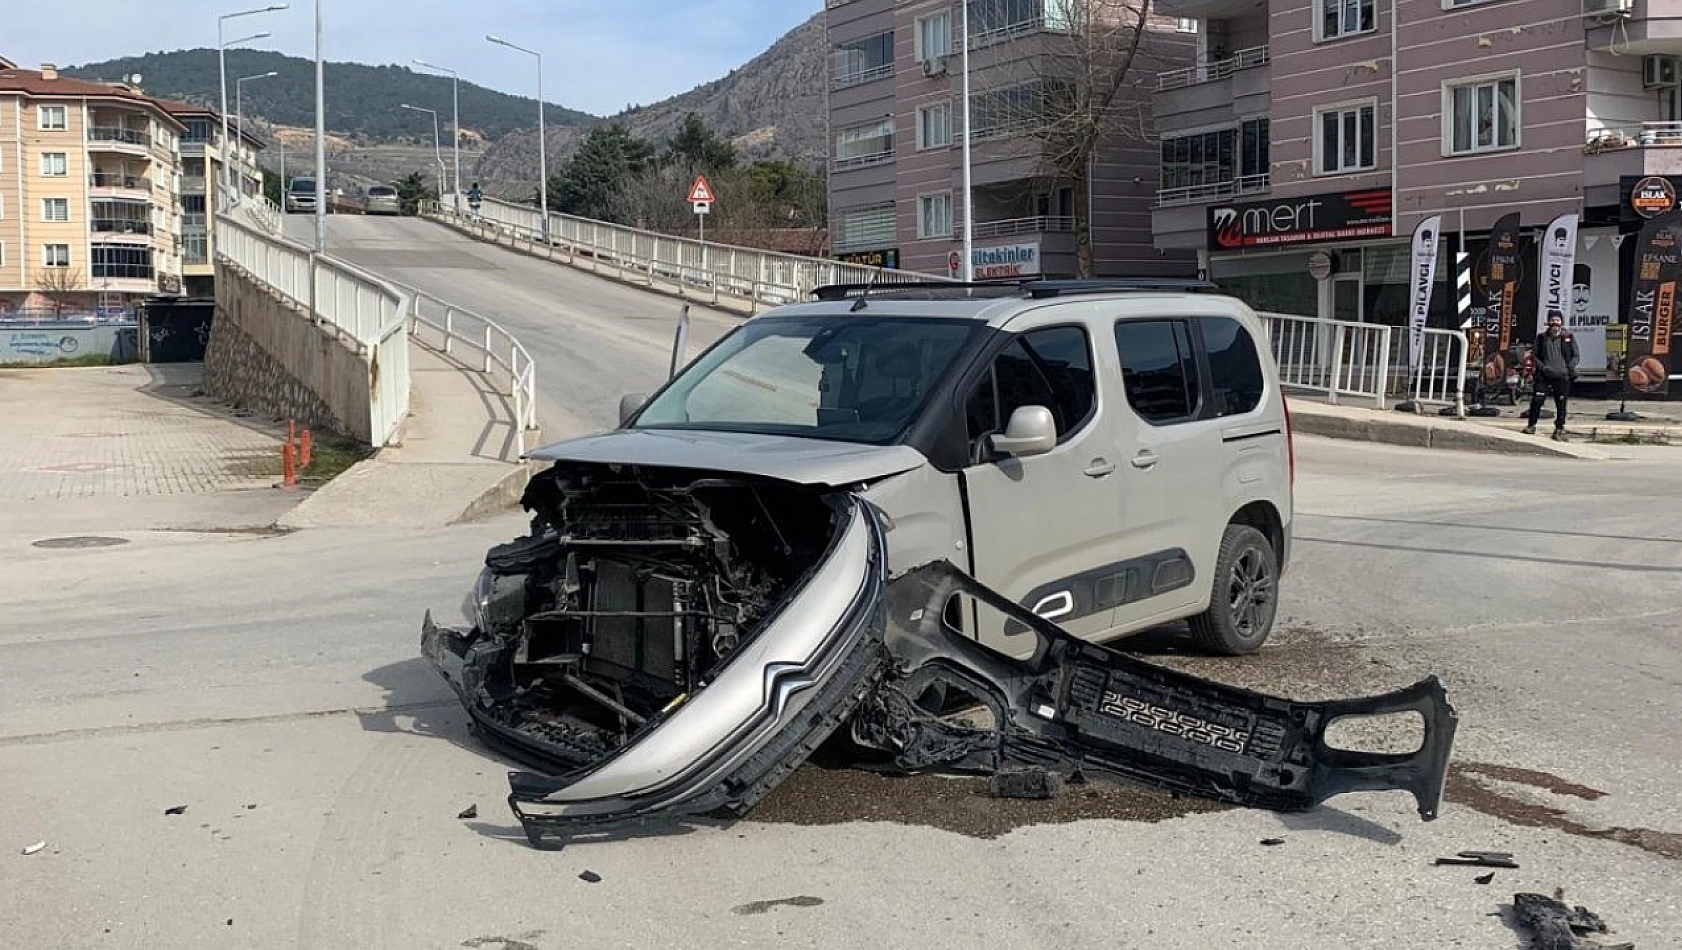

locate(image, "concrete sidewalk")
(277, 341), (536, 529)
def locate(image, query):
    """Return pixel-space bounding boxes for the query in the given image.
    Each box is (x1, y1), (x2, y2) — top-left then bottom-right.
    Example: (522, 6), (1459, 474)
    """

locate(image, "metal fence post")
(1327, 324), (1345, 405)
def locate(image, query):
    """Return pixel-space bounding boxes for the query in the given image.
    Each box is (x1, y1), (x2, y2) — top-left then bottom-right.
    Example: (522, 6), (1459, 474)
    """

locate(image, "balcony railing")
(92, 219), (154, 237)
(1156, 173), (1271, 207)
(1586, 121), (1682, 151)
(960, 215), (1075, 239)
(831, 63), (894, 90)
(1158, 45), (1271, 91)
(182, 175), (208, 193)
(88, 172), (151, 190)
(92, 263), (155, 280)
(970, 14), (1075, 48)
(89, 127), (149, 146)
(833, 150), (896, 170)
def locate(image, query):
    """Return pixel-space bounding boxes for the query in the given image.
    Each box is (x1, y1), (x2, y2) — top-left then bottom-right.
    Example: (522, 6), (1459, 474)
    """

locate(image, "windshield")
(632, 315), (982, 445)
(369, 186), (396, 197)
(290, 179), (315, 193)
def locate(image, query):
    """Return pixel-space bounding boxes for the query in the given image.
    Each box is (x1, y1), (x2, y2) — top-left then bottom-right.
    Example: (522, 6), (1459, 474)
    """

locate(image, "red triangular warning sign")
(687, 175), (716, 204)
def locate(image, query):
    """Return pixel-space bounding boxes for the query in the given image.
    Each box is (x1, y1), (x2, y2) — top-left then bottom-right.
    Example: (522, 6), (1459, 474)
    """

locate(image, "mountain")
(66, 49), (595, 143)
(473, 12), (826, 196)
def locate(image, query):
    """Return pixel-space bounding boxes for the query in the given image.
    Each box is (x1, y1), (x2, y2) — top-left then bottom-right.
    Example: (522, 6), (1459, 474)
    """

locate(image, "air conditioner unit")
(1583, 0), (1633, 16)
(1644, 55), (1679, 89)
(922, 56), (948, 77)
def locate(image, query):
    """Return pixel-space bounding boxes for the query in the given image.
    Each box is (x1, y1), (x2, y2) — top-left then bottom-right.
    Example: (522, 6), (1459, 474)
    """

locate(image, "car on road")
(284, 176), (318, 214)
(364, 184), (400, 215)
(424, 279), (1457, 844)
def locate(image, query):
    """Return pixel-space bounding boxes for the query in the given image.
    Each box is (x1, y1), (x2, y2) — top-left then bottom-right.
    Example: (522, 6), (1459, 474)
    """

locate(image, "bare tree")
(34, 267), (86, 315)
(966, 0), (1170, 277)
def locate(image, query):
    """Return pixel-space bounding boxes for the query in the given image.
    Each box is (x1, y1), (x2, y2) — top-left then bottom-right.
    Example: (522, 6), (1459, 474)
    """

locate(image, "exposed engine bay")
(424, 460), (1459, 848)
(445, 462), (841, 772)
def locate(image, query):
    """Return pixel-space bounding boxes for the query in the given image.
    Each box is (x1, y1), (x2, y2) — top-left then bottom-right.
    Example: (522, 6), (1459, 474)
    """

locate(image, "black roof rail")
(1021, 279), (1220, 299)
(809, 278), (1220, 302)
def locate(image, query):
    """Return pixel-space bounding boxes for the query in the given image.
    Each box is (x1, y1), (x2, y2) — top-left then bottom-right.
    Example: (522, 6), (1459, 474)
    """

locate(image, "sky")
(1, 0), (817, 116)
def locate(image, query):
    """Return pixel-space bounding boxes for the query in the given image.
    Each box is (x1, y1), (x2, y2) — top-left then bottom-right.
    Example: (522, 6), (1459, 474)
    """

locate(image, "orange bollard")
(288, 417), (296, 450)
(282, 442), (297, 488)
(300, 429), (312, 469)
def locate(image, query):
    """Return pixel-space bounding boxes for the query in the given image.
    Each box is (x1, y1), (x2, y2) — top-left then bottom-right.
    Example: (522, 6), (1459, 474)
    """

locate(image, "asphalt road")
(280, 213), (742, 439)
(4, 431), (1680, 950)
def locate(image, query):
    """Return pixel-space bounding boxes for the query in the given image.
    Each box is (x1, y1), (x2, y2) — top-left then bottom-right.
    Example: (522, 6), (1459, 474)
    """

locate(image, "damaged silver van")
(422, 280), (1458, 845)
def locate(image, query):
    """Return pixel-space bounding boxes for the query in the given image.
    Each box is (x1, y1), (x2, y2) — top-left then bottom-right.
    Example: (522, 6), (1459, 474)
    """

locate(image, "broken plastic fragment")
(578, 870), (602, 883)
(22, 841), (46, 856)
(457, 804), (478, 820)
(987, 768), (1063, 800)
(1511, 893), (1634, 950)
(163, 805), (188, 816)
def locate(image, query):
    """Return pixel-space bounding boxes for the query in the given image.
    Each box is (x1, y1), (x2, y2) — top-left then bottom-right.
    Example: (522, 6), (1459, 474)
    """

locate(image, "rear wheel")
(1188, 524), (1278, 655)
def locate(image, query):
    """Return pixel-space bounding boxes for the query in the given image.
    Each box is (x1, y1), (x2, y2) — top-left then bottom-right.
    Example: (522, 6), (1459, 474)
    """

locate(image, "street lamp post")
(960, 0), (973, 283)
(486, 34), (547, 240)
(413, 59), (461, 209)
(235, 70), (277, 197)
(400, 104), (447, 202)
(217, 4), (287, 195)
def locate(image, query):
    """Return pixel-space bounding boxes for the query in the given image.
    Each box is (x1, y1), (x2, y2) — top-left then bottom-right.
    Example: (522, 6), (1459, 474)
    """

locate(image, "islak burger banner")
(1625, 208), (1682, 397)
(1477, 213), (1524, 386)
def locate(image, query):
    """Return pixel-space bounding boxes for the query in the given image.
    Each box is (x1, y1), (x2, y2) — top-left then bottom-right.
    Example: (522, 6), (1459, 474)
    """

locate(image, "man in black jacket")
(1522, 312), (1579, 441)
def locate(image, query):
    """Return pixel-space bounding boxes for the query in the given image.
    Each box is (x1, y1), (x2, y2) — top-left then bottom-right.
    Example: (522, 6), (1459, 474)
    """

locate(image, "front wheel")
(1188, 524), (1278, 655)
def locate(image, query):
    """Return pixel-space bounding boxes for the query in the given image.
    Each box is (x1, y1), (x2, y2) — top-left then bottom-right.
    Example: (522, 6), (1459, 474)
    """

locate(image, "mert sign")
(1208, 189), (1392, 249)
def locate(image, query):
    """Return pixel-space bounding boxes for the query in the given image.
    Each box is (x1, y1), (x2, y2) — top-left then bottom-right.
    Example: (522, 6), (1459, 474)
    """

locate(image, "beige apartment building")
(1, 58), (186, 315)
(158, 99), (267, 296)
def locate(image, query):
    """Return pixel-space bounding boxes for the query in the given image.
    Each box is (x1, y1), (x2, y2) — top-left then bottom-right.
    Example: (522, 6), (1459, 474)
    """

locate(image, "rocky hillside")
(473, 12), (825, 197)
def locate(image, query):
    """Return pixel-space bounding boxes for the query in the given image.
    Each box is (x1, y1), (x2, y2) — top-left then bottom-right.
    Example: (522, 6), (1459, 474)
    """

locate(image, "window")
(917, 102), (952, 149)
(1445, 74), (1519, 155)
(1115, 320), (1201, 424)
(834, 119), (895, 167)
(1318, 0), (1374, 40)
(40, 152), (68, 177)
(1159, 118), (1269, 193)
(964, 326), (1096, 452)
(971, 83), (1046, 139)
(43, 244), (71, 267)
(1315, 102), (1376, 174)
(92, 244), (153, 280)
(1176, 17), (1199, 32)
(0, 244), (6, 267)
(835, 203), (896, 251)
(918, 192), (953, 238)
(916, 11), (952, 61)
(832, 31), (893, 88)
(1200, 318), (1265, 416)
(967, 0), (1076, 44)
(42, 198), (70, 222)
(38, 105), (67, 130)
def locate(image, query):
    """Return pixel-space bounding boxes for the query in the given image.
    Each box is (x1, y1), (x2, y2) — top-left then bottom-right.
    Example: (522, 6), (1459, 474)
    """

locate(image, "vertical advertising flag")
(1406, 215), (1443, 373)
(1536, 213), (1579, 338)
(1625, 208), (1682, 397)
(1478, 213), (1524, 387)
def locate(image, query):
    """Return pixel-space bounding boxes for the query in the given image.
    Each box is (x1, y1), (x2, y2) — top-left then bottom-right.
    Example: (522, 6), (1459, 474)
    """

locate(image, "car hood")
(524, 428), (928, 487)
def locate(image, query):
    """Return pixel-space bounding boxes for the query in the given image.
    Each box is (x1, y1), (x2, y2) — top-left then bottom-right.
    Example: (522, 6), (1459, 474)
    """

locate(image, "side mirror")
(988, 405), (1057, 459)
(618, 392), (649, 427)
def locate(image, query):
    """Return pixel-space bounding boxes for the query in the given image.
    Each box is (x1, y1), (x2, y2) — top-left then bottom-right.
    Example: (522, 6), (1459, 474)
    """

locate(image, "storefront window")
(1210, 252), (1318, 316)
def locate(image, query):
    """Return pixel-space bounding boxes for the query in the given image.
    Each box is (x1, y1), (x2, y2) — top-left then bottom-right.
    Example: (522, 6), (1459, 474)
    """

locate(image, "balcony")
(1157, 0), (1257, 19)
(959, 215), (1075, 240)
(1586, 0), (1682, 53)
(833, 150), (895, 171)
(1159, 45), (1269, 91)
(1583, 121), (1682, 191)
(88, 126), (151, 155)
(88, 172), (152, 198)
(182, 175), (208, 194)
(1156, 174), (1270, 208)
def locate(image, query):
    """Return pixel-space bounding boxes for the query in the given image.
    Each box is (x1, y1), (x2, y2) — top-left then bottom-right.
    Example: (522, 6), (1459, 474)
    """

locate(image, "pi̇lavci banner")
(1625, 209), (1682, 397)
(1536, 213), (1579, 334)
(1406, 215), (1442, 372)
(1477, 213), (1525, 385)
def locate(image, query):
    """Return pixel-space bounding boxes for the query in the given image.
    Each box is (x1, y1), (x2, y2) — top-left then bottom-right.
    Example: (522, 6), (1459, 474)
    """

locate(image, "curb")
(1288, 406), (1611, 459)
(450, 459), (537, 525)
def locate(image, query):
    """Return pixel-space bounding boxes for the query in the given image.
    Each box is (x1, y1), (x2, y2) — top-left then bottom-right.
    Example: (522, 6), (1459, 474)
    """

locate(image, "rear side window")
(965, 325), (1095, 448)
(1114, 319), (1200, 424)
(1200, 317), (1265, 416)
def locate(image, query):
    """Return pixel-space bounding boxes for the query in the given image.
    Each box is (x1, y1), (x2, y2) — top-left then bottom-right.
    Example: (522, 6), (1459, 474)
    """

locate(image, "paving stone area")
(0, 363), (286, 501)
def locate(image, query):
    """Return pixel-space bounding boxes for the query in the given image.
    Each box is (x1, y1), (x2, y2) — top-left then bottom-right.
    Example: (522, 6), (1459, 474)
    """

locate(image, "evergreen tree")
(547, 124), (653, 221)
(663, 113), (736, 173)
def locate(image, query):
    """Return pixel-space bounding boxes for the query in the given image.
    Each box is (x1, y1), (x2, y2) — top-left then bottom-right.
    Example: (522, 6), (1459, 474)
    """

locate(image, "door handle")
(1084, 458), (1115, 477)
(1130, 452), (1160, 470)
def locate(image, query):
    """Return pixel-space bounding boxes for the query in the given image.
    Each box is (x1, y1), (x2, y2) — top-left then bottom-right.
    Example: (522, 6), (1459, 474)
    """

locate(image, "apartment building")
(825, 0), (1195, 279)
(159, 100), (267, 296)
(0, 61), (187, 315)
(1153, 0), (1682, 380)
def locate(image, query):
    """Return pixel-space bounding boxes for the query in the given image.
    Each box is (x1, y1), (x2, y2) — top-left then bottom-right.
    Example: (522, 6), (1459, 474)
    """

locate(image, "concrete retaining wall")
(2, 323), (139, 365)
(207, 262), (375, 444)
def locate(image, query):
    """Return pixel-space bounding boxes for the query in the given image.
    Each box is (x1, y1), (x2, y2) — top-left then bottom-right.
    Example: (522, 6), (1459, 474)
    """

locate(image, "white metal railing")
(215, 209), (411, 446)
(1158, 45), (1272, 91)
(1258, 312), (1392, 408)
(403, 283), (540, 456)
(427, 195), (954, 311)
(1402, 326), (1469, 415)
(961, 215), (1074, 239)
(1157, 174), (1270, 207)
(1586, 121), (1682, 151)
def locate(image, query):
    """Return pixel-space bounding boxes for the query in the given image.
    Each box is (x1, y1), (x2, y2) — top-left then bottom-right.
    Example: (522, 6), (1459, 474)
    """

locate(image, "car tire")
(1188, 524), (1278, 656)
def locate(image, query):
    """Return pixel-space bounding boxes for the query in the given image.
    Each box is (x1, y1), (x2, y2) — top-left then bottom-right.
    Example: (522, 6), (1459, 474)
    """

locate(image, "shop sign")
(970, 242), (1041, 280)
(1630, 176), (1677, 218)
(1624, 208), (1682, 396)
(1208, 189), (1392, 249)
(836, 248), (899, 271)
(1307, 251), (1333, 281)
